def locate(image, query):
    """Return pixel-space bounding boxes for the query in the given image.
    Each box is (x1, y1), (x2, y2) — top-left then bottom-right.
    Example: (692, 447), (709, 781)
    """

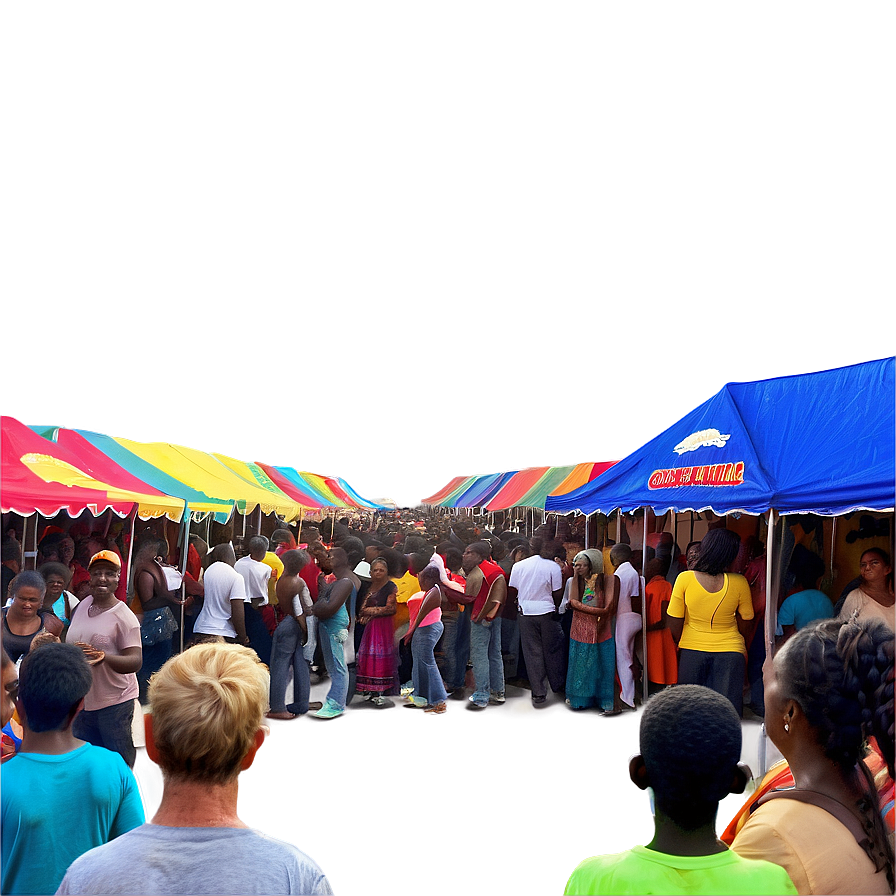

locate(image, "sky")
(2, 2), (893, 510)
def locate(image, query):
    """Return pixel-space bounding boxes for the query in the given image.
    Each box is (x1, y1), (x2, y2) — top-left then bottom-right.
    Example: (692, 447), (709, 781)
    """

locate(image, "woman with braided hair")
(730, 616), (895, 894)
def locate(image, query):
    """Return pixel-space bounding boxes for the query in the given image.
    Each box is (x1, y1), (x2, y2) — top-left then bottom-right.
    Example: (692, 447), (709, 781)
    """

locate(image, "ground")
(132, 680), (778, 896)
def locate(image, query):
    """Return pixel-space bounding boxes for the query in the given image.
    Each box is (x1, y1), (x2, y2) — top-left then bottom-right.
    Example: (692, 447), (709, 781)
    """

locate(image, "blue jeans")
(72, 699), (136, 768)
(137, 637), (172, 705)
(269, 616), (311, 714)
(452, 609), (471, 689)
(438, 610), (459, 687)
(411, 621), (448, 705)
(470, 617), (504, 704)
(500, 614), (520, 678)
(319, 616), (349, 711)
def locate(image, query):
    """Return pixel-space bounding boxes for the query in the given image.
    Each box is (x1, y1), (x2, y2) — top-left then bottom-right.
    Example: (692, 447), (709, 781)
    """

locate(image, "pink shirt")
(407, 588), (442, 628)
(67, 595), (141, 711)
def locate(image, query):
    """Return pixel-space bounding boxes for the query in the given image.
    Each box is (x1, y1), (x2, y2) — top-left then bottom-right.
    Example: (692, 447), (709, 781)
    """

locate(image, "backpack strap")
(755, 789), (870, 854)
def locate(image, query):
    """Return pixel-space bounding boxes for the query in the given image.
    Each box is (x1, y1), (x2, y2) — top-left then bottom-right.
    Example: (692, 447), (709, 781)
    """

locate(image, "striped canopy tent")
(331, 477), (385, 510)
(21, 424), (187, 522)
(37, 428), (234, 521)
(2, 417), (184, 520)
(421, 475), (480, 507)
(213, 453), (316, 514)
(549, 461), (619, 498)
(108, 437), (303, 521)
(286, 470), (383, 510)
(255, 464), (333, 509)
(447, 472), (517, 509)
(251, 467), (384, 513)
(484, 467), (553, 512)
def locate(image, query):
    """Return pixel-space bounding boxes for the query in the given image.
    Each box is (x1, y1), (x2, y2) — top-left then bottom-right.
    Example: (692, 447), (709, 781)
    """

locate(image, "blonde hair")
(148, 643), (269, 785)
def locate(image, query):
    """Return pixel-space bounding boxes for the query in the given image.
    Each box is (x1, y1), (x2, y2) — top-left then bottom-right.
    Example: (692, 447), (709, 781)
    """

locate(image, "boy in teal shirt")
(564, 685), (797, 895)
(1, 642), (144, 895)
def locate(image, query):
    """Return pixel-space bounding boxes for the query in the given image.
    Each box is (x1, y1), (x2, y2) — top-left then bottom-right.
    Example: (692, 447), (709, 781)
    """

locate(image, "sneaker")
(448, 687), (466, 700)
(424, 702), (447, 714)
(467, 697), (488, 710)
(400, 685), (415, 698)
(312, 700), (344, 720)
(531, 695), (547, 706)
(489, 692), (506, 705)
(403, 695), (427, 708)
(371, 696), (394, 708)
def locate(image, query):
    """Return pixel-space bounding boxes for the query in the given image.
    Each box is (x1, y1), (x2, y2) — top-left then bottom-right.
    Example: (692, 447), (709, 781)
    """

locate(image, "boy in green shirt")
(564, 685), (797, 895)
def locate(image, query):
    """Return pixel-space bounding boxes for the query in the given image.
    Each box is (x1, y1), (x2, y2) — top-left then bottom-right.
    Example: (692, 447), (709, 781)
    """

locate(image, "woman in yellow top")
(667, 528), (753, 715)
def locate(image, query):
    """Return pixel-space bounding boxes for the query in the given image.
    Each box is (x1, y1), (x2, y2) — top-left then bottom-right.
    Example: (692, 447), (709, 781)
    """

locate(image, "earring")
(784, 721), (790, 733)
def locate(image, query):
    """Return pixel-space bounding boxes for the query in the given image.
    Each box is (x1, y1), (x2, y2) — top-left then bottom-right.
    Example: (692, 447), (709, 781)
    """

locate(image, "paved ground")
(132, 680), (780, 896)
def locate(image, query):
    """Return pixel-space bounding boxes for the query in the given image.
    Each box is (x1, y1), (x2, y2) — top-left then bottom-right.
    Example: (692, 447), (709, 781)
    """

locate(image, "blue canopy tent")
(546, 358), (895, 730)
(546, 358), (895, 518)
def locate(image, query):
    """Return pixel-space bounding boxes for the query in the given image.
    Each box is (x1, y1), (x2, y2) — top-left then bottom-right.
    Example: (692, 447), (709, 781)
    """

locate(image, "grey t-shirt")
(55, 824), (333, 895)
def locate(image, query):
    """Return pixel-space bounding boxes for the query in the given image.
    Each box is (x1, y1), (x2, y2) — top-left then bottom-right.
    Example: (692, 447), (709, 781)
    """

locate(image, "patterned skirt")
(356, 616), (398, 694)
(566, 636), (616, 711)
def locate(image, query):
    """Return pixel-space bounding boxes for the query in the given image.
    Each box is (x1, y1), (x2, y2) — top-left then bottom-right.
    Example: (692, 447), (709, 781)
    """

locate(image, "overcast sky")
(3, 2), (893, 509)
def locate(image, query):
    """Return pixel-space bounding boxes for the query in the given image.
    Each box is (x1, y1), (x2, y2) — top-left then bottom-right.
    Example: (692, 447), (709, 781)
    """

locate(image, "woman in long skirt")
(356, 558), (398, 707)
(565, 549), (619, 713)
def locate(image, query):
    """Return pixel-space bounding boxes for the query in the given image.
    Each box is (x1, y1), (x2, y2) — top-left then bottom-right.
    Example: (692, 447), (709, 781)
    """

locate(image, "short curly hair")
(640, 685), (742, 829)
(148, 643), (269, 785)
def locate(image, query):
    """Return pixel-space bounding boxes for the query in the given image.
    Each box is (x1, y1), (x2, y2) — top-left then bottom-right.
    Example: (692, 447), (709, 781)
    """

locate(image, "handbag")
(141, 606), (179, 646)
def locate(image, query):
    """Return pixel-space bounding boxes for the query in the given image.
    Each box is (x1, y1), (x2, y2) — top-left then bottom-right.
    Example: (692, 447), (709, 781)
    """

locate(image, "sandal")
(424, 702), (447, 714)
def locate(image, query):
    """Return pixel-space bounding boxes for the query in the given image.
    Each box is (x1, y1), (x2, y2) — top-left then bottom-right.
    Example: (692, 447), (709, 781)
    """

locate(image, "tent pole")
(672, 512), (678, 579)
(123, 507), (138, 599)
(829, 517), (837, 580)
(257, 506), (262, 536)
(178, 512), (190, 655)
(642, 509), (649, 705)
(242, 511), (247, 540)
(761, 509), (779, 776)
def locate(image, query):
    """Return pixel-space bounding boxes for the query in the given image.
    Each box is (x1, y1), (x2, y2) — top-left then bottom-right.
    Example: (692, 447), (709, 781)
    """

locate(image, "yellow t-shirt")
(261, 552), (285, 606)
(391, 571), (419, 632)
(668, 571), (752, 654)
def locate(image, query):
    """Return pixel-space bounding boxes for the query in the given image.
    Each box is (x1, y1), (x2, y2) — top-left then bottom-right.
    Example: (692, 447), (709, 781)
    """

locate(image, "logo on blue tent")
(673, 428), (731, 455)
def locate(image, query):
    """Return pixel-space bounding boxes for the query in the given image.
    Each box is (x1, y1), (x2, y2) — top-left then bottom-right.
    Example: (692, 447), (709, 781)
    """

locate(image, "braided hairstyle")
(778, 616), (895, 886)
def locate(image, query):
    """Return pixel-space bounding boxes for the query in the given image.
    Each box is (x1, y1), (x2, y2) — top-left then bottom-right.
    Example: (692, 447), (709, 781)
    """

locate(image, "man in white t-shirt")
(234, 536), (274, 665)
(193, 544), (249, 646)
(508, 537), (564, 706)
(611, 543), (642, 711)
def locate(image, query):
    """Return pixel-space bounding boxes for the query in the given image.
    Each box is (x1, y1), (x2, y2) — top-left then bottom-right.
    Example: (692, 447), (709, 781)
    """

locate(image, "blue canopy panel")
(546, 358), (895, 518)
(451, 471), (518, 509)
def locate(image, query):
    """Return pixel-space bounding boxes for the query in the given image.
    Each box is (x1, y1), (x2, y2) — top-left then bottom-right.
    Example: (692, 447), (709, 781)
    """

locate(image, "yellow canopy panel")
(114, 439), (303, 521)
(19, 453), (187, 522)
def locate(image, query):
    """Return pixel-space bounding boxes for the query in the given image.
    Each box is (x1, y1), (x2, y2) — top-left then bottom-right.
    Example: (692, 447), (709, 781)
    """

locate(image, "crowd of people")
(0, 509), (894, 894)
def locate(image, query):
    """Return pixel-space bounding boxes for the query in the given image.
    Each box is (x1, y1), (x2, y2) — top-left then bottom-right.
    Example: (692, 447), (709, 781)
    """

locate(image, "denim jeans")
(72, 699), (136, 768)
(269, 615), (311, 714)
(137, 637), (172, 705)
(470, 617), (504, 704)
(438, 610), (459, 686)
(303, 615), (318, 664)
(452, 609), (471, 689)
(411, 620), (448, 705)
(500, 614), (520, 678)
(319, 616), (349, 711)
